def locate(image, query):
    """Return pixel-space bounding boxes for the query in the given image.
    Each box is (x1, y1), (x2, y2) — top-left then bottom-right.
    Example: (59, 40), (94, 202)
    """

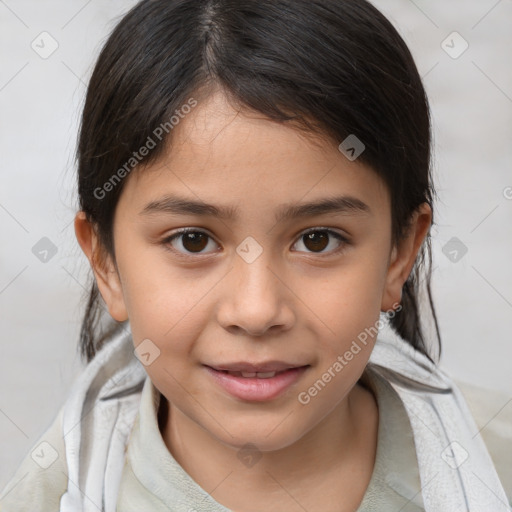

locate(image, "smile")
(221, 369), (285, 378)
(204, 365), (310, 401)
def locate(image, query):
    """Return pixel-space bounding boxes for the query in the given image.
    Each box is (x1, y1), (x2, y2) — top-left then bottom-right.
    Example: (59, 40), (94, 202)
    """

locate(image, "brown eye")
(293, 229), (348, 255)
(181, 232), (208, 252)
(164, 229), (218, 256)
(303, 231), (329, 252)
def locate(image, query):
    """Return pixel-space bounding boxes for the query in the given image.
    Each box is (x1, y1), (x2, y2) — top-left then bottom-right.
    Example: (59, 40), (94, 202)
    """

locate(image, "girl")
(1, 0), (510, 510)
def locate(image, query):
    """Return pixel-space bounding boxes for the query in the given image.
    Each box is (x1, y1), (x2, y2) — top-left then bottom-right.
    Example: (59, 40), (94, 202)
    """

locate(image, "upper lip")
(206, 361), (308, 373)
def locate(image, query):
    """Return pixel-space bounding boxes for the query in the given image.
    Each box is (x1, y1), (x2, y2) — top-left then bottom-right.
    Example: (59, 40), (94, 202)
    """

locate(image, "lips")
(206, 362), (309, 380)
(215, 369), (288, 379)
(204, 363), (310, 401)
(207, 361), (305, 373)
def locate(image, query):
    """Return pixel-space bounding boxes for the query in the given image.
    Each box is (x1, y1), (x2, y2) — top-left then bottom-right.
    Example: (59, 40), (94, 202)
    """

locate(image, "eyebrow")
(140, 193), (371, 222)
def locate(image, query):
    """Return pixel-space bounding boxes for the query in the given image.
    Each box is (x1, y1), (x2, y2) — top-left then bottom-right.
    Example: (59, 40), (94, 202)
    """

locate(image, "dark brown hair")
(76, 0), (441, 363)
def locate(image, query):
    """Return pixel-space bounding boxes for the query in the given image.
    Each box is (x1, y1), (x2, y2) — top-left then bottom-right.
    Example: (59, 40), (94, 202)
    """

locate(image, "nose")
(216, 248), (295, 337)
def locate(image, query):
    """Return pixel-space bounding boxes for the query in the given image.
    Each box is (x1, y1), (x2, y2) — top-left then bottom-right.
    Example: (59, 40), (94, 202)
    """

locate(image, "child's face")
(84, 90), (425, 451)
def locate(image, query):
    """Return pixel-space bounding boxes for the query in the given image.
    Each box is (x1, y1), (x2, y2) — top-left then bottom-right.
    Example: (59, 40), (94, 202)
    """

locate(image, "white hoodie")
(2, 324), (510, 511)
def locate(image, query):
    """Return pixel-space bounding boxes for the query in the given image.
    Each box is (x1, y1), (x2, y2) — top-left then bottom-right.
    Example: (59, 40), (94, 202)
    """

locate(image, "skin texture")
(75, 89), (431, 511)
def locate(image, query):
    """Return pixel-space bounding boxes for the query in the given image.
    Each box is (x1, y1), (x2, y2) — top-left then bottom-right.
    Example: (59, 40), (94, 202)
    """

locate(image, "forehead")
(120, 90), (390, 219)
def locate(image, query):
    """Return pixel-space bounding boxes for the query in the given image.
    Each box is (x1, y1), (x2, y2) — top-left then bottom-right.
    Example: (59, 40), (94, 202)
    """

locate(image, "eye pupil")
(183, 232), (208, 252)
(304, 231), (329, 252)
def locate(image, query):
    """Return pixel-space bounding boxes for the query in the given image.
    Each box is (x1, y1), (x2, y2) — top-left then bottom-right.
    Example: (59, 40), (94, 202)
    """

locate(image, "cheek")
(118, 254), (211, 353)
(302, 256), (387, 405)
(313, 258), (387, 342)
(298, 269), (383, 415)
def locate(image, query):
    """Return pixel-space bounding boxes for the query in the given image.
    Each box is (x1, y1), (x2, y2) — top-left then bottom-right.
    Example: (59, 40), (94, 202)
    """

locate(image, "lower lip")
(204, 366), (309, 402)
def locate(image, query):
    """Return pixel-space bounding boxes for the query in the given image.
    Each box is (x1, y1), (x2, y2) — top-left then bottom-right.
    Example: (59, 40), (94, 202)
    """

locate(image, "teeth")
(255, 371), (276, 378)
(227, 370), (277, 378)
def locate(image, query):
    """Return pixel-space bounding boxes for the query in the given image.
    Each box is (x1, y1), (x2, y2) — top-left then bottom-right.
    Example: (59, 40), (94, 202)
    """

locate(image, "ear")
(74, 211), (128, 322)
(381, 203), (432, 312)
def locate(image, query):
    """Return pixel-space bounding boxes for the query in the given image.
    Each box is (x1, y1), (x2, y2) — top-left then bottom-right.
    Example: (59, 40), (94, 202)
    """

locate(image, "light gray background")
(1, 0), (511, 491)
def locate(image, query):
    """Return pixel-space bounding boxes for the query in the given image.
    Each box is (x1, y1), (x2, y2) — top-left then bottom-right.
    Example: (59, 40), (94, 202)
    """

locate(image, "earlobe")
(381, 203), (432, 313)
(74, 211), (128, 322)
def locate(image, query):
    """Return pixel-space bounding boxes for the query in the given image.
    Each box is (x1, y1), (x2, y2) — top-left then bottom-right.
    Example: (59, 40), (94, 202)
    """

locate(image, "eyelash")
(161, 227), (350, 259)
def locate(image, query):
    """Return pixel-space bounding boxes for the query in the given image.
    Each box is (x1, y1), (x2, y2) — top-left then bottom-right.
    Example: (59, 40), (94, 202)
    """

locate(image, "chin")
(212, 421), (306, 454)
